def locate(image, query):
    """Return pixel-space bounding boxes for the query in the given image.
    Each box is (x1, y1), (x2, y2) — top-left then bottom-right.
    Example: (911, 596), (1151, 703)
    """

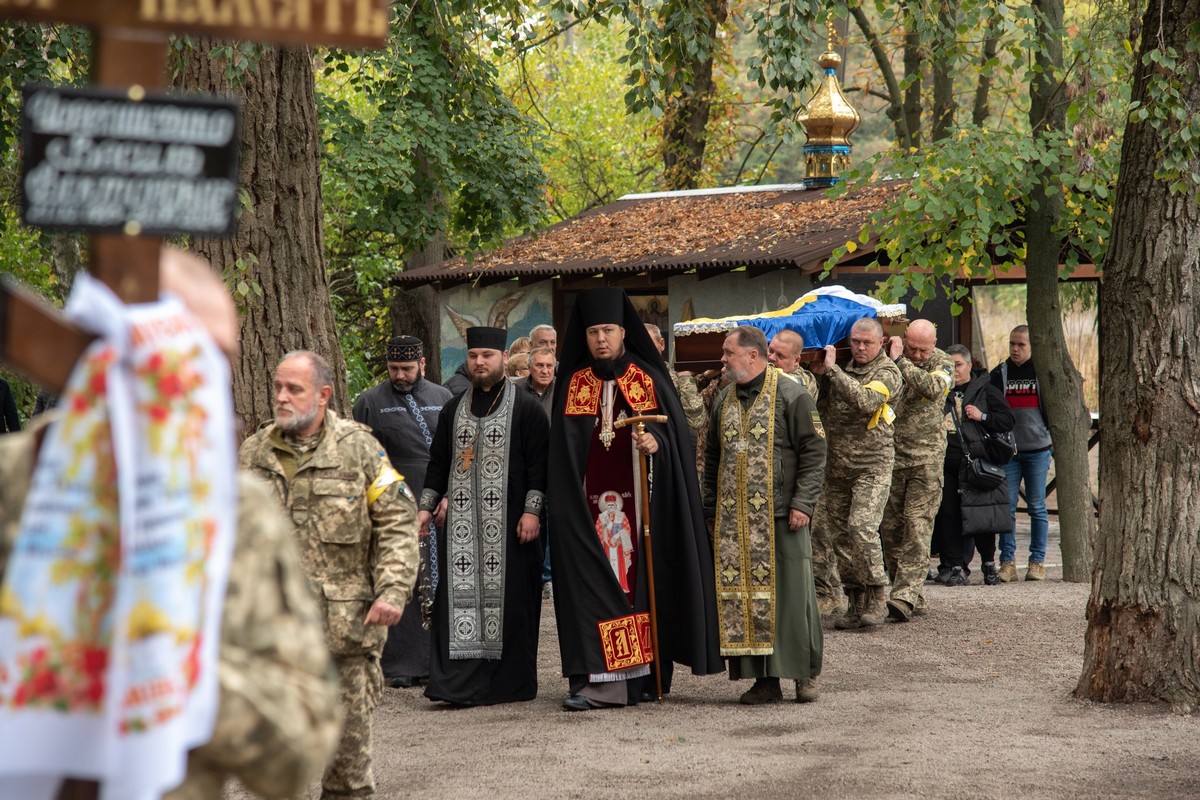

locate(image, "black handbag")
(965, 456), (1006, 489)
(951, 403), (1006, 490)
(982, 430), (1017, 465)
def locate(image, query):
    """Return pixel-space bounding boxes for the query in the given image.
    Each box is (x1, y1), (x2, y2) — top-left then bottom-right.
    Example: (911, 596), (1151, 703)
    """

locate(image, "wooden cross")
(0, 2), (391, 798)
(0, 0), (391, 392)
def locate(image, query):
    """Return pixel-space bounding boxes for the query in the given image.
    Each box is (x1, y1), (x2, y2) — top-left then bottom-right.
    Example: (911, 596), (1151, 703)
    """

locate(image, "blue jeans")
(1001, 449), (1052, 564)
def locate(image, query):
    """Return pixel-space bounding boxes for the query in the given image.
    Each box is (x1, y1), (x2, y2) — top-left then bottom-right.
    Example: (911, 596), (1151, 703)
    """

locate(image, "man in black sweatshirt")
(990, 325), (1052, 582)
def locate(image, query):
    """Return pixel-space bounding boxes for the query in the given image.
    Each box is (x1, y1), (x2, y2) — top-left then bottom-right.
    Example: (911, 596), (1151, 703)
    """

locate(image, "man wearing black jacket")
(0, 377), (20, 434)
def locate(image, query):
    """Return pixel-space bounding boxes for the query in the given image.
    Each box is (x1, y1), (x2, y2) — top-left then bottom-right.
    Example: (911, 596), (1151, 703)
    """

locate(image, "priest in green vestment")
(703, 325), (828, 704)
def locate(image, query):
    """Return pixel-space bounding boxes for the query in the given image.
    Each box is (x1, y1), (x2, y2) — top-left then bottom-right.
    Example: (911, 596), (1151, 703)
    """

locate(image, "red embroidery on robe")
(564, 368), (601, 415)
(616, 363), (658, 413)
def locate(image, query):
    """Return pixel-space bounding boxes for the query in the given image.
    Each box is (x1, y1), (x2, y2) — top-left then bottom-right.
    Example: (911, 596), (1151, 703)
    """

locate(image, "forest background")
(0, 0), (1113, 406)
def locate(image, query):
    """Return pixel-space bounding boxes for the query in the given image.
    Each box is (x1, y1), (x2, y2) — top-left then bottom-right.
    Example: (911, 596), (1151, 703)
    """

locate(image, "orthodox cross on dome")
(799, 14), (861, 190)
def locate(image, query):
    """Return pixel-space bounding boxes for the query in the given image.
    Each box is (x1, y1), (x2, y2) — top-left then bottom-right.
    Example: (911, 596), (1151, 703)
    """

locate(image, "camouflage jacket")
(892, 348), (955, 469)
(0, 423), (342, 800)
(789, 365), (820, 403)
(239, 410), (419, 657)
(669, 368), (707, 434)
(819, 350), (903, 472)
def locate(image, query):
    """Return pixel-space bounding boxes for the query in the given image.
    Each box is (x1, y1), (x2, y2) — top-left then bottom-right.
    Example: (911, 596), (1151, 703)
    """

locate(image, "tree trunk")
(391, 243), (444, 385)
(971, 9), (1001, 126)
(179, 44), (348, 427)
(1024, 0), (1094, 582)
(849, 3), (912, 149)
(388, 145), (445, 383)
(1076, 0), (1200, 712)
(930, 0), (957, 141)
(661, 0), (726, 190)
(902, 5), (922, 150)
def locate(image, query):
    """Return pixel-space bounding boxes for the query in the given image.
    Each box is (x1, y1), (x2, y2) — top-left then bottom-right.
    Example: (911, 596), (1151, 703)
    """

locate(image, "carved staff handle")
(612, 414), (668, 429)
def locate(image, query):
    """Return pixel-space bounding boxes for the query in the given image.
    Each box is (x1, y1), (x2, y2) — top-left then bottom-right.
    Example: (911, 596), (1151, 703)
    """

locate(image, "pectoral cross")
(599, 427), (615, 451)
(460, 445), (475, 472)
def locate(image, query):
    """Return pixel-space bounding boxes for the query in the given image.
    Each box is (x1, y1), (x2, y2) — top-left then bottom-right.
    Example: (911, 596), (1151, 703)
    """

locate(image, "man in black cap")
(352, 336), (453, 689)
(549, 287), (723, 711)
(417, 326), (550, 705)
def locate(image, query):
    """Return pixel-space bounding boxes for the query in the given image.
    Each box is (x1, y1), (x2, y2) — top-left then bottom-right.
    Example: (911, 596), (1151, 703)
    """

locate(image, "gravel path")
(234, 555), (1200, 800)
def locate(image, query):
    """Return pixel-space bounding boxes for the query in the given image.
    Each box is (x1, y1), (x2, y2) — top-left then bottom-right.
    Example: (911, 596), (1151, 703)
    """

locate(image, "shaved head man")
(767, 329), (819, 401)
(880, 320), (957, 619)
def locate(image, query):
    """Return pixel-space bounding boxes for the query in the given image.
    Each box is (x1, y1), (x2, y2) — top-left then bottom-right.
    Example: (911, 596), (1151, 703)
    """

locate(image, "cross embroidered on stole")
(713, 367), (778, 656)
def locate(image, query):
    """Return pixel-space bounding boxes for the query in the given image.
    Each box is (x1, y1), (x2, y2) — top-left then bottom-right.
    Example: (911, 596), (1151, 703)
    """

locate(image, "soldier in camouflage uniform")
(811, 318), (902, 630)
(240, 351), (419, 800)
(646, 323), (707, 438)
(767, 330), (840, 615)
(0, 422), (343, 800)
(703, 327), (827, 705)
(878, 320), (954, 622)
(767, 329), (820, 402)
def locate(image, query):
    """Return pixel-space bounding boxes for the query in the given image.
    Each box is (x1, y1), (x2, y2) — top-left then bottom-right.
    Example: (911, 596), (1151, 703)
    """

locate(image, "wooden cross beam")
(0, 3), (391, 798)
(0, 0), (391, 391)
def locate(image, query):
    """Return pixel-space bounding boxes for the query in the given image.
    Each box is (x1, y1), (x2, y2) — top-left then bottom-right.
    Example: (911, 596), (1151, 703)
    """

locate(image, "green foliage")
(821, 0), (1131, 312)
(501, 23), (659, 219)
(825, 122), (1120, 310)
(318, 0), (549, 395)
(539, 0), (826, 144)
(1127, 25), (1200, 193)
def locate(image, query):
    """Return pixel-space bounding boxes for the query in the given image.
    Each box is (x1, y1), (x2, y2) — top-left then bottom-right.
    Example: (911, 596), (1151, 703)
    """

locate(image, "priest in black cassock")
(549, 288), (723, 711)
(352, 335), (453, 688)
(418, 326), (549, 706)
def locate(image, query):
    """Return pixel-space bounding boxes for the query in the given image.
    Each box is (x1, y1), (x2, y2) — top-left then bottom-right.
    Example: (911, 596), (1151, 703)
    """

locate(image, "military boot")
(858, 585), (889, 627)
(834, 590), (861, 630)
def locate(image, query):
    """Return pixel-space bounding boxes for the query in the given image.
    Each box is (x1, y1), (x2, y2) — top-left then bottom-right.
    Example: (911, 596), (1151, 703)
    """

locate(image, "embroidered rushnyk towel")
(0, 274), (236, 800)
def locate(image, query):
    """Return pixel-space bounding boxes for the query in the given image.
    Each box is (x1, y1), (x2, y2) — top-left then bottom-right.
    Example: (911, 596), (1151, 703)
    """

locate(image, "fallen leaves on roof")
(436, 182), (903, 276)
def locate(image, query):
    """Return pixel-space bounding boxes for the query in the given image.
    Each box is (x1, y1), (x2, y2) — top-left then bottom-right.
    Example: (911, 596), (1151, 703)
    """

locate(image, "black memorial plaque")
(20, 86), (241, 237)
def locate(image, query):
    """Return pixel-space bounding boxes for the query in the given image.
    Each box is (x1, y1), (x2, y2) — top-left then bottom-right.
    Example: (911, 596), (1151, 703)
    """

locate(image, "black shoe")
(934, 565), (952, 585)
(388, 675), (420, 689)
(982, 561), (1001, 586)
(562, 695), (592, 712)
(925, 568), (938, 583)
(945, 566), (967, 587)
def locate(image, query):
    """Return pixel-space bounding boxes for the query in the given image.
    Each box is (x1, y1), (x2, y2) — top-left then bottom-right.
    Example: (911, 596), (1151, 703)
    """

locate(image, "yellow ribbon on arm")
(863, 380), (896, 430)
(368, 456), (404, 506)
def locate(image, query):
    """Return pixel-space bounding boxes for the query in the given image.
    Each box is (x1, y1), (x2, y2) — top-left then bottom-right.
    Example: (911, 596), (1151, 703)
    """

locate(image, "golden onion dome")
(800, 18), (861, 188)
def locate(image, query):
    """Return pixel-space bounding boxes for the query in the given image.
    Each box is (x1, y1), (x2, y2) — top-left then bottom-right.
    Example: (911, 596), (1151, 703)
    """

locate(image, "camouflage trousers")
(821, 461), (892, 592)
(880, 462), (943, 608)
(809, 509), (842, 602)
(316, 654), (382, 799)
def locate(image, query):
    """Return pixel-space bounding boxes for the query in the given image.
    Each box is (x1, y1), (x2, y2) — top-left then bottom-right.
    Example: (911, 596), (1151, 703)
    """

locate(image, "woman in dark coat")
(932, 344), (1015, 586)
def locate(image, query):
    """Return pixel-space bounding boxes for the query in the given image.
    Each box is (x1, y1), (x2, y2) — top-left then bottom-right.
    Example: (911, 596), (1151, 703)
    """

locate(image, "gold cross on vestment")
(749, 421), (768, 439)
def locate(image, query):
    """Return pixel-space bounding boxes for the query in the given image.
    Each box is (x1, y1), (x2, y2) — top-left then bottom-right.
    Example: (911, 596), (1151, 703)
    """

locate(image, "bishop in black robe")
(548, 288), (723, 710)
(419, 327), (549, 706)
